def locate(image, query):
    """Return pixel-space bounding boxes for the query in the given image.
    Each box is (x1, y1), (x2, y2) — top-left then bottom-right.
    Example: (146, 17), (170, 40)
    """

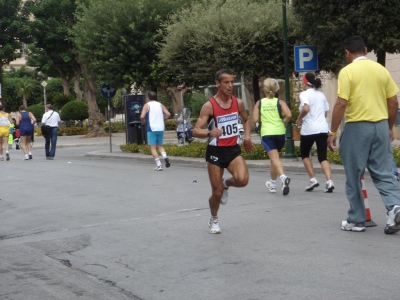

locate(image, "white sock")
(155, 158), (161, 167)
(311, 177), (317, 182)
(280, 174), (286, 181)
(223, 178), (228, 189)
(270, 180), (276, 185)
(6, 151), (9, 153)
(161, 152), (167, 159)
(28, 151), (32, 155)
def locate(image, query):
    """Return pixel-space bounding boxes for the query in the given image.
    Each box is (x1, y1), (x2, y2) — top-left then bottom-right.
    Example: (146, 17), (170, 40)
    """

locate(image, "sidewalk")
(32, 131), (400, 175)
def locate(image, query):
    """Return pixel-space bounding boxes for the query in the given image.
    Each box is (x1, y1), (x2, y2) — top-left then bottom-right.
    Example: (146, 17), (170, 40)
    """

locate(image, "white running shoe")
(153, 165), (163, 171)
(325, 180), (335, 193)
(305, 180), (319, 191)
(341, 221), (366, 232)
(384, 205), (400, 234)
(281, 176), (290, 196)
(220, 178), (229, 205)
(24, 154), (29, 160)
(209, 218), (221, 234)
(265, 181), (276, 193)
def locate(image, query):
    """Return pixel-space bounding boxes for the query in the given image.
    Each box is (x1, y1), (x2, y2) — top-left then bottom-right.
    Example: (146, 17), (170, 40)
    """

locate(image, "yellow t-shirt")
(337, 58), (399, 123)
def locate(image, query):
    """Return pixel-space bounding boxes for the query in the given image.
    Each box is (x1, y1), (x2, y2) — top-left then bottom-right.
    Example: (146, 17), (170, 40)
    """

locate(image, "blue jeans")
(45, 127), (58, 158)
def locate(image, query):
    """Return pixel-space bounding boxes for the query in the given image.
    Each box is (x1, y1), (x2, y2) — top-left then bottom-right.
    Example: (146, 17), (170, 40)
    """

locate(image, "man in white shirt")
(140, 91), (171, 171)
(41, 104), (61, 160)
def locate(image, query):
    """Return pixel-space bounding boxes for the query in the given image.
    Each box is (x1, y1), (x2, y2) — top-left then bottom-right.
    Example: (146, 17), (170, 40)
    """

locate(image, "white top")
(42, 110), (61, 127)
(146, 101), (164, 132)
(299, 88), (329, 135)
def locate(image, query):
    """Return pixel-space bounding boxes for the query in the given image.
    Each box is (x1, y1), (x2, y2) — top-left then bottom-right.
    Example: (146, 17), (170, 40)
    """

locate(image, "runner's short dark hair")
(148, 91), (157, 101)
(344, 36), (365, 54)
(215, 69), (234, 82)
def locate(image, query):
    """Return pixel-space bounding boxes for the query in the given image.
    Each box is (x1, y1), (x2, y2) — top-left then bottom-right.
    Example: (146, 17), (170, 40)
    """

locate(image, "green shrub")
(60, 101), (89, 121)
(35, 125), (88, 136)
(165, 119), (176, 130)
(392, 146), (400, 167)
(59, 126), (88, 136)
(104, 121), (125, 133)
(327, 149), (343, 165)
(52, 93), (76, 110)
(27, 104), (46, 122)
(164, 118), (199, 131)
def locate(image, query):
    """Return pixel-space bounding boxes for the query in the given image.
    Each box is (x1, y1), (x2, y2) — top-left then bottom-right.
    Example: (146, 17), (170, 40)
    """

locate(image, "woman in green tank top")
(253, 78), (292, 196)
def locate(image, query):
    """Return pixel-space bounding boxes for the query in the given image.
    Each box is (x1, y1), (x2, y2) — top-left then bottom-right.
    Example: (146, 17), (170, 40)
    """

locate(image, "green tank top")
(260, 98), (285, 136)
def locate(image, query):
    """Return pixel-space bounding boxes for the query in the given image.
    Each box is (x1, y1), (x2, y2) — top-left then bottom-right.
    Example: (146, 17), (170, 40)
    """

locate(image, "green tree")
(26, 0), (82, 97)
(0, 0), (31, 83)
(292, 0), (400, 72)
(1, 78), (21, 112)
(16, 77), (35, 107)
(158, 0), (298, 87)
(74, 0), (195, 90)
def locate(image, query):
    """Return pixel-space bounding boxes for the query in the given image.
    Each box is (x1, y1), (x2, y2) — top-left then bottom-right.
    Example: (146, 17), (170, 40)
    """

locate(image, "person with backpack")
(296, 73), (334, 193)
(253, 78), (292, 195)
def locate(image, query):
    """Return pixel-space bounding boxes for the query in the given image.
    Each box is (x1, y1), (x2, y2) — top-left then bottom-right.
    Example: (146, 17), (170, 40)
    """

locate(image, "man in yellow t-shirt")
(328, 35), (400, 234)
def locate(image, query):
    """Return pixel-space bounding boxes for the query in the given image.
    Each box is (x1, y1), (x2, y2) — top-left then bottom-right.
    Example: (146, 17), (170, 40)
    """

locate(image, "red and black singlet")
(208, 96), (240, 147)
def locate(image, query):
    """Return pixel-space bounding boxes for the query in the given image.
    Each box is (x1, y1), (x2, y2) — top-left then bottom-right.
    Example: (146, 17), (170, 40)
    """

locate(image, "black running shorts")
(205, 144), (242, 168)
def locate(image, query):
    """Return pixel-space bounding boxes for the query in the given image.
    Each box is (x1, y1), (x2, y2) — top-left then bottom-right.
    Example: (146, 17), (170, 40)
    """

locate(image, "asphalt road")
(1, 145), (399, 300)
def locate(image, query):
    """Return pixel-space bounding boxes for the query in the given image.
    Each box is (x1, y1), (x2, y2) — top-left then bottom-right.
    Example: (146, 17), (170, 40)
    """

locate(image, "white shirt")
(299, 88), (329, 135)
(42, 110), (61, 127)
(146, 101), (165, 132)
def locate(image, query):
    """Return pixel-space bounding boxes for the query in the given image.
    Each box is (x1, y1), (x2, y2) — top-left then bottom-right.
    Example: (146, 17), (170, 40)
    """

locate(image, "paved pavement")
(30, 131), (399, 175)
(2, 132), (400, 300)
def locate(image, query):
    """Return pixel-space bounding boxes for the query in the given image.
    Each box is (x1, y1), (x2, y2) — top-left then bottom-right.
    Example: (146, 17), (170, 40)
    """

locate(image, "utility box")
(125, 94), (147, 144)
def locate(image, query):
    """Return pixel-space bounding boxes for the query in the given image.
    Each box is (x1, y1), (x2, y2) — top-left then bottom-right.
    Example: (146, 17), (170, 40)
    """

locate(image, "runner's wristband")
(328, 131), (337, 136)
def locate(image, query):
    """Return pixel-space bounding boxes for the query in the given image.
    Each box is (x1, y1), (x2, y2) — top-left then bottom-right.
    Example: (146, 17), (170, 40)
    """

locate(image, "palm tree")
(17, 77), (34, 108)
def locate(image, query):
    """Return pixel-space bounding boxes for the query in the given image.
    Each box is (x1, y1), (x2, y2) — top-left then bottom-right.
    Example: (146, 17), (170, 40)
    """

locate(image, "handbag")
(41, 111), (54, 136)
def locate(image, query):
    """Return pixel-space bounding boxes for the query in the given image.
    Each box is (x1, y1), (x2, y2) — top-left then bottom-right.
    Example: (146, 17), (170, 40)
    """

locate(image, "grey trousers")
(339, 120), (400, 223)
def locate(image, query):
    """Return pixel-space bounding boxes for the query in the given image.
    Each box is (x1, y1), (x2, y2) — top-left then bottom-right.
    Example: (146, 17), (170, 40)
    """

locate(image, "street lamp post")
(282, 0), (296, 158)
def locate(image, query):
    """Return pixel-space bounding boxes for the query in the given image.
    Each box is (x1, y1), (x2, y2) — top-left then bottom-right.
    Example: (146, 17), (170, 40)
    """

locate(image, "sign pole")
(42, 81), (48, 113)
(100, 84), (117, 153)
(108, 98), (112, 153)
(282, 0), (296, 158)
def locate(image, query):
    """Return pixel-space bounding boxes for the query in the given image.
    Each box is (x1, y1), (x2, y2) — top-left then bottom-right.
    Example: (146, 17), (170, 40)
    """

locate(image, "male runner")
(193, 69), (254, 234)
(140, 91), (171, 170)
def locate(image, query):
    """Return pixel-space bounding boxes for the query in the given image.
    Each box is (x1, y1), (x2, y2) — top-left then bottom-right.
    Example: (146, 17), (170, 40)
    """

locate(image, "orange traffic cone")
(361, 176), (377, 227)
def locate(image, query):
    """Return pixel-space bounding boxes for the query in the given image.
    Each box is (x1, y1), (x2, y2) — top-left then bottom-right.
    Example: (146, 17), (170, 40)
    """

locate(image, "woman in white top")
(296, 72), (334, 193)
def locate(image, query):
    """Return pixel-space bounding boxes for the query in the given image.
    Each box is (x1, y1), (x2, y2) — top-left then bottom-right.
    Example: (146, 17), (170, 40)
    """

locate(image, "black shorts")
(206, 145), (242, 168)
(300, 133), (328, 162)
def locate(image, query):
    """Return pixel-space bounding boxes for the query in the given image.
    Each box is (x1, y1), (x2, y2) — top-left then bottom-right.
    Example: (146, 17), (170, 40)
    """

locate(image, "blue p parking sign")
(294, 46), (318, 72)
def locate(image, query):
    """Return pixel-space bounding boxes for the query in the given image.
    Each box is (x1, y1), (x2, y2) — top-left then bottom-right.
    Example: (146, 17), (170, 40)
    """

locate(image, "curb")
(85, 150), (347, 175)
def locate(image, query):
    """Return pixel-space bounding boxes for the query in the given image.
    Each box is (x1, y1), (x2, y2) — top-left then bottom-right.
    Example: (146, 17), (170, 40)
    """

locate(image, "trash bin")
(125, 94), (147, 144)
(127, 121), (146, 144)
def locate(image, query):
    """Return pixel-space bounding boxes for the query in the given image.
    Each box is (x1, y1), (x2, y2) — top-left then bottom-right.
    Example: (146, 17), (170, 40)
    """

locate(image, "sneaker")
(154, 165), (163, 171)
(0, 156), (3, 161)
(29, 154), (32, 159)
(221, 178), (229, 205)
(325, 180), (334, 193)
(24, 154), (29, 160)
(341, 221), (366, 232)
(281, 176), (290, 196)
(208, 218), (221, 234)
(384, 205), (400, 234)
(164, 157), (170, 168)
(6, 152), (10, 161)
(265, 181), (276, 193)
(305, 180), (319, 191)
